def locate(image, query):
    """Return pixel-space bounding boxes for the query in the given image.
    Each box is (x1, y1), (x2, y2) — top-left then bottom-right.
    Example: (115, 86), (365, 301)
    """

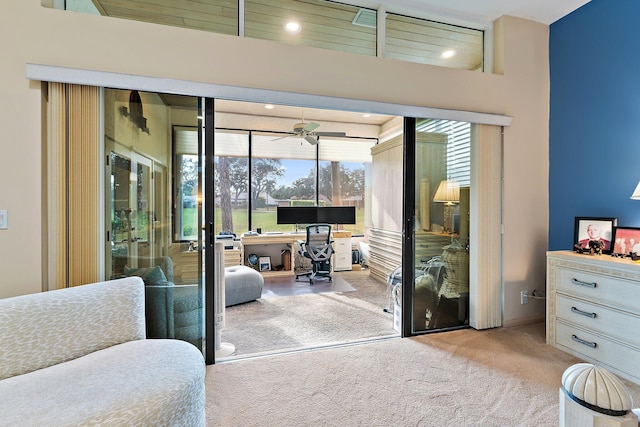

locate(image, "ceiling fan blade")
(271, 134), (292, 141)
(315, 132), (347, 137)
(305, 135), (319, 145)
(303, 122), (320, 132)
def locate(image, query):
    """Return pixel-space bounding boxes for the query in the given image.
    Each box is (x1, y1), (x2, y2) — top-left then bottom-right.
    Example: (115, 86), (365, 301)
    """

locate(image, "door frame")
(401, 117), (416, 337)
(35, 65), (506, 362)
(204, 98), (216, 364)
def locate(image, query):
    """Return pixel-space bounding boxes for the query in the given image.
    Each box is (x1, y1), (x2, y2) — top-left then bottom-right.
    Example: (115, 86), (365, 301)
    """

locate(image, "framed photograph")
(258, 256), (271, 272)
(574, 217), (617, 254)
(612, 227), (640, 256)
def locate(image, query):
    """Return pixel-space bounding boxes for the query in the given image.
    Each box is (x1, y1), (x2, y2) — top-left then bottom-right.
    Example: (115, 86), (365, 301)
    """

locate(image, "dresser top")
(547, 250), (640, 274)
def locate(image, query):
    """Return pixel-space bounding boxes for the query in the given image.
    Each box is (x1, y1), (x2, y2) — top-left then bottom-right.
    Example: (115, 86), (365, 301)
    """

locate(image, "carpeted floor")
(220, 270), (397, 358)
(207, 323), (640, 426)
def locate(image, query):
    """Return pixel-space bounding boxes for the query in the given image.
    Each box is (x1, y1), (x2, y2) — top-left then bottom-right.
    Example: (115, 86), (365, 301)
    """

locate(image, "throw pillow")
(123, 265), (168, 285)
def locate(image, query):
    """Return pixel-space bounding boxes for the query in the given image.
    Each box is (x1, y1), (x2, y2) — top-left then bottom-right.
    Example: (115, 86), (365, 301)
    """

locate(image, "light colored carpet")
(220, 270), (397, 358)
(207, 323), (640, 426)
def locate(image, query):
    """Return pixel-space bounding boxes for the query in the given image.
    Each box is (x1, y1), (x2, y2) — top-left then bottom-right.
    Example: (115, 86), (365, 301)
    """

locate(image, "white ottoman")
(224, 266), (264, 306)
(560, 363), (636, 427)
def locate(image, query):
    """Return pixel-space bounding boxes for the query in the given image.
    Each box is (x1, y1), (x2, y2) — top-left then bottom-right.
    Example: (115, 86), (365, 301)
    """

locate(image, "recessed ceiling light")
(285, 21), (301, 33)
(265, 104), (275, 110)
(362, 113), (371, 118)
(441, 49), (456, 59)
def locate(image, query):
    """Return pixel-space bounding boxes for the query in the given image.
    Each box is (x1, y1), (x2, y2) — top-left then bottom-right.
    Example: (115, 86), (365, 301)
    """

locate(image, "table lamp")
(433, 179), (460, 233)
(630, 181), (640, 200)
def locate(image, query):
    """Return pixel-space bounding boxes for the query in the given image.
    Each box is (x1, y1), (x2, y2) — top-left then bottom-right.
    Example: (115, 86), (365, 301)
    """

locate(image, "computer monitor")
(316, 206), (356, 225)
(276, 206), (317, 224)
(276, 206), (356, 225)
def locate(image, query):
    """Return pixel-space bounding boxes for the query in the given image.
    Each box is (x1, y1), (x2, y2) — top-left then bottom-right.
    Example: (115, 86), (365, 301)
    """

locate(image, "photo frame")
(612, 226), (640, 256)
(258, 256), (271, 272)
(573, 217), (617, 254)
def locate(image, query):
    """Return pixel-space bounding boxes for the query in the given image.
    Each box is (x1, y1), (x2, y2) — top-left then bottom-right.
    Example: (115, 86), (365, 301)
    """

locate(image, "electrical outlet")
(520, 290), (528, 304)
(0, 210), (7, 230)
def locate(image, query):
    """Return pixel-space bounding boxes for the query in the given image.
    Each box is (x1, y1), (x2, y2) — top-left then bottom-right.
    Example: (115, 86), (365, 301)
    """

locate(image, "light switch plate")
(0, 210), (7, 229)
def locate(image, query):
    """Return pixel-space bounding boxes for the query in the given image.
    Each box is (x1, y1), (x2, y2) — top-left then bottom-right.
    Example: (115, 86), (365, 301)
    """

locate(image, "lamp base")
(443, 204), (455, 234)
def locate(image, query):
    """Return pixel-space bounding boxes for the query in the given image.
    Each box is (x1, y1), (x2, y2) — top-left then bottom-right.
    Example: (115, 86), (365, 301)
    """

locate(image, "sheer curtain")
(46, 82), (102, 289)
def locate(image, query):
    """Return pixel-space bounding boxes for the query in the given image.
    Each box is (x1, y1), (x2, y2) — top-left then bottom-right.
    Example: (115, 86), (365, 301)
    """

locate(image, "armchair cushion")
(144, 284), (175, 339)
(124, 265), (168, 285)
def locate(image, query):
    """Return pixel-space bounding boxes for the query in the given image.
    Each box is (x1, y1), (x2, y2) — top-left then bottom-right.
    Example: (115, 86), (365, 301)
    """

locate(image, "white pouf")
(559, 363), (636, 427)
(224, 265), (264, 307)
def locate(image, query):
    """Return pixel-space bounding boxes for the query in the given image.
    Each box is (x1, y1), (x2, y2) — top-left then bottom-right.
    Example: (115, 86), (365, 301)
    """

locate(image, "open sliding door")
(104, 89), (206, 354)
(402, 117), (472, 336)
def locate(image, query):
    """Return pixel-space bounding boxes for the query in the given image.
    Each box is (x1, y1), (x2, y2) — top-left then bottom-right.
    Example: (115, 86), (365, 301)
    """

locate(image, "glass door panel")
(105, 88), (204, 352)
(110, 152), (133, 274)
(410, 119), (471, 333)
(132, 154), (152, 260)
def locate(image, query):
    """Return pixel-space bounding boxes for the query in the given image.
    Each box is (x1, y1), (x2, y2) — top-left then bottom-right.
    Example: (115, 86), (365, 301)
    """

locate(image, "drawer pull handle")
(571, 278), (597, 288)
(571, 306), (597, 318)
(572, 334), (597, 348)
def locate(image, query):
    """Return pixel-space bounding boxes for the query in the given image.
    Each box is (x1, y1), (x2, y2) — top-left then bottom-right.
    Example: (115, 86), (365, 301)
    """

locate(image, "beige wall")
(0, 1), (549, 326)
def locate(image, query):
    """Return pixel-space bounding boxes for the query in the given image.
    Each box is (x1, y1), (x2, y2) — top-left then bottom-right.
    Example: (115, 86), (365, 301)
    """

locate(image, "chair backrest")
(305, 223), (333, 261)
(306, 223), (332, 245)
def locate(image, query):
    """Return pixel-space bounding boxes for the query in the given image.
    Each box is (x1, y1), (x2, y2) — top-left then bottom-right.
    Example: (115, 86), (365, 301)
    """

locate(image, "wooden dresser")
(546, 251), (640, 384)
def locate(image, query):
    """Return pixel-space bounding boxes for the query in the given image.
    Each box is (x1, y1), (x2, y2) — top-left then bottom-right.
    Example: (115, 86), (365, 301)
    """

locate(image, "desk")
(241, 234), (298, 278)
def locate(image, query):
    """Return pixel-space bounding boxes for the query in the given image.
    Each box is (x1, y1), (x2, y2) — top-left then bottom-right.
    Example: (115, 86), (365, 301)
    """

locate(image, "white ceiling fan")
(272, 110), (347, 145)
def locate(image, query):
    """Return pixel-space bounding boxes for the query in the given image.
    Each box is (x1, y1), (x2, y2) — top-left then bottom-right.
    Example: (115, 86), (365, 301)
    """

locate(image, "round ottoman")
(224, 265), (264, 306)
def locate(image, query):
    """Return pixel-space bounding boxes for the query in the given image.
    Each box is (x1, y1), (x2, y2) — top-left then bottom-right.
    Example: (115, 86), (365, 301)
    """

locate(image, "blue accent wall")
(549, 0), (640, 250)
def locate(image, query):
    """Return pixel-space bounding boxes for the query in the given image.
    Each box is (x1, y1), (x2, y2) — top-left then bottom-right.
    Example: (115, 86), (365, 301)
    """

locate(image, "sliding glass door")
(105, 89), (206, 352)
(403, 117), (471, 335)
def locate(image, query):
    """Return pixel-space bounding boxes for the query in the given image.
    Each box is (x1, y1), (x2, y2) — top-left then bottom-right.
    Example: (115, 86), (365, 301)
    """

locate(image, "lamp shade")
(433, 179), (460, 204)
(631, 181), (640, 200)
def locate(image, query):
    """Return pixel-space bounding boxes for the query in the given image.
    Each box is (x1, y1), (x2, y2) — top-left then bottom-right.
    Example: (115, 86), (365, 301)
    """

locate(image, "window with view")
(174, 126), (203, 242)
(214, 130), (250, 237)
(318, 138), (374, 234)
(212, 129), (374, 237)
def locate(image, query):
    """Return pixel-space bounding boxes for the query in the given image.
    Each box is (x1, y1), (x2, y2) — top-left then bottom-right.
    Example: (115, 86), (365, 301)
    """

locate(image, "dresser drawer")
(556, 267), (640, 312)
(556, 294), (640, 347)
(555, 321), (640, 383)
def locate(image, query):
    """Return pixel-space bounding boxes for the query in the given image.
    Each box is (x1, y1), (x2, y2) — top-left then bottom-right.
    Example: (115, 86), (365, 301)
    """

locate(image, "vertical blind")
(47, 83), (101, 289)
(417, 119), (470, 186)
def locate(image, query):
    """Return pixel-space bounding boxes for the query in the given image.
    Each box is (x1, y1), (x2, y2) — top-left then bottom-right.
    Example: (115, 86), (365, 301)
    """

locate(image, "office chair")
(296, 223), (334, 284)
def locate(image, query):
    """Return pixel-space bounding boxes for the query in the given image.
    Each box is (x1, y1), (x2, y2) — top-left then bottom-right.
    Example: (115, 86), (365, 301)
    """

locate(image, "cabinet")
(241, 233), (298, 278)
(332, 231), (352, 272)
(547, 251), (640, 384)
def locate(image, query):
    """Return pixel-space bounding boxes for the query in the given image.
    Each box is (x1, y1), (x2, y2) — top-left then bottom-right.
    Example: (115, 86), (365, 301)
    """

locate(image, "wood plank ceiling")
(92, 0), (483, 70)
